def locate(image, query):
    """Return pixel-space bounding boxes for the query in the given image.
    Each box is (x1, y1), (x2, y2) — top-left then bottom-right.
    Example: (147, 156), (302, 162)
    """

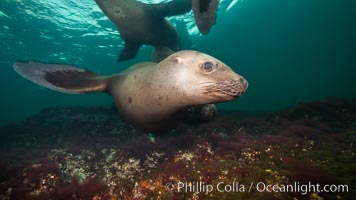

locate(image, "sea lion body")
(108, 61), (182, 130)
(13, 51), (248, 132)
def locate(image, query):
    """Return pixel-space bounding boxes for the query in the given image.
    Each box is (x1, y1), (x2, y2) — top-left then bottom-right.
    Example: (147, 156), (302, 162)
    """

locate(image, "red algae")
(49, 178), (109, 200)
(284, 124), (327, 139)
(261, 134), (289, 145)
(283, 158), (338, 185)
(0, 99), (355, 199)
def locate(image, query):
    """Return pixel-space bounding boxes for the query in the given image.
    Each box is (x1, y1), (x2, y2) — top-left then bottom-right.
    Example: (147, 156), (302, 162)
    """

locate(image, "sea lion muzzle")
(204, 77), (248, 101)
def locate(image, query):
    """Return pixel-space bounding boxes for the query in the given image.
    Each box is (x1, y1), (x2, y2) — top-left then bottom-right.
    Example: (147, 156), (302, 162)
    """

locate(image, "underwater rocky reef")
(0, 98), (355, 200)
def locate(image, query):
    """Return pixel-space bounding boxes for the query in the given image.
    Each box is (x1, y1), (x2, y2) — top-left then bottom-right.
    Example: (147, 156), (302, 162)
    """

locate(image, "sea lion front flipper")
(152, 46), (175, 63)
(13, 61), (108, 94)
(192, 0), (219, 35)
(182, 104), (217, 124)
(118, 42), (141, 62)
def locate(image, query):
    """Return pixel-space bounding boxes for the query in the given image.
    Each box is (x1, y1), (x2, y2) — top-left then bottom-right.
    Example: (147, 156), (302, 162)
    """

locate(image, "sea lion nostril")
(243, 80), (248, 89)
(239, 78), (247, 87)
(237, 78), (248, 89)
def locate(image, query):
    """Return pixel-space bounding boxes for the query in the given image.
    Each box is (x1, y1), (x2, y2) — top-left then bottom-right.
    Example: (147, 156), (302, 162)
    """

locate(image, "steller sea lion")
(94, 0), (219, 62)
(13, 50), (248, 132)
(94, 0), (192, 62)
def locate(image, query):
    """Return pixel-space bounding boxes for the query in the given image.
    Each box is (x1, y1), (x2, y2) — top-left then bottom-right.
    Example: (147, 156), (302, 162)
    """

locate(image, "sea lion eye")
(201, 61), (216, 72)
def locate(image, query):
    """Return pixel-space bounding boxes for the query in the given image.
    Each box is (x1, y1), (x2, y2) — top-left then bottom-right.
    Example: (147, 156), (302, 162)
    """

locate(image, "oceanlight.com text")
(165, 181), (349, 195)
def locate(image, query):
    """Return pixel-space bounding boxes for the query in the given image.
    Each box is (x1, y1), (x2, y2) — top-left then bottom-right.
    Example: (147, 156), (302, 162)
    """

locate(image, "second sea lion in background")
(94, 0), (219, 62)
(94, 0), (192, 62)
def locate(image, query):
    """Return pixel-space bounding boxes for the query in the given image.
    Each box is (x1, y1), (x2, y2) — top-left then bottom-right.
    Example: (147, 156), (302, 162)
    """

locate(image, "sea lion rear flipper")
(192, 0), (219, 34)
(13, 61), (108, 94)
(118, 42), (141, 62)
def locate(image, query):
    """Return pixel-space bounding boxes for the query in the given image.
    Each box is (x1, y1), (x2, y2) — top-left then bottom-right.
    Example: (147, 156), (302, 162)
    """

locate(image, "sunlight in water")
(0, 0), (242, 63)
(226, 0), (240, 12)
(1, 0), (240, 36)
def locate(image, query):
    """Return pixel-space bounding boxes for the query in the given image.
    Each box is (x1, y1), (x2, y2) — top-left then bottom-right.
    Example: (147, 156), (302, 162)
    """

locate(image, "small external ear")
(172, 56), (183, 63)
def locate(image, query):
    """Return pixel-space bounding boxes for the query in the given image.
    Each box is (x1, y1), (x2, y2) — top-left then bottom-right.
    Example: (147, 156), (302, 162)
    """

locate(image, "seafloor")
(0, 98), (355, 200)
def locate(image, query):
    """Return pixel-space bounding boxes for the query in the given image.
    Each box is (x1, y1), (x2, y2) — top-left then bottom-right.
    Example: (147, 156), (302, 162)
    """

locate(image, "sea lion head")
(164, 50), (248, 105)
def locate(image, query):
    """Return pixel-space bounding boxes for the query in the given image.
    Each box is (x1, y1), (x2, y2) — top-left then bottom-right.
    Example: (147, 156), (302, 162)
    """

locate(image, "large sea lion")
(94, 0), (192, 62)
(13, 50), (248, 132)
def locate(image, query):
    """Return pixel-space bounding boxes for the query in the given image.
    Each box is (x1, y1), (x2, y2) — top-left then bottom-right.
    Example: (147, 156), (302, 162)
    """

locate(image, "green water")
(0, 0), (355, 125)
